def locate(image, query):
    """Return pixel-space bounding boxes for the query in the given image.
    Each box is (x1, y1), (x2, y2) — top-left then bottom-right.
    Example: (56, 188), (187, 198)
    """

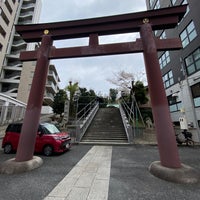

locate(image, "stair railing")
(119, 101), (133, 143)
(119, 96), (146, 142)
(75, 100), (99, 142)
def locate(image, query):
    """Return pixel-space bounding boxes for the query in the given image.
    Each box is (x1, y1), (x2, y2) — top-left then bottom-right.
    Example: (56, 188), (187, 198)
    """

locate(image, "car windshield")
(42, 123), (60, 134)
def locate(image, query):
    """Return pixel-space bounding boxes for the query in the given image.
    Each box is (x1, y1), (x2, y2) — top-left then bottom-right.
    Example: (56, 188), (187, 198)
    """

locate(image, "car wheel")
(43, 145), (53, 156)
(4, 143), (13, 154)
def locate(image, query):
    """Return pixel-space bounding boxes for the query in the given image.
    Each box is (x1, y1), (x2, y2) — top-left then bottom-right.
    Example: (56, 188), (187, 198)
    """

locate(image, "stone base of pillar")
(149, 161), (200, 184)
(0, 156), (43, 174)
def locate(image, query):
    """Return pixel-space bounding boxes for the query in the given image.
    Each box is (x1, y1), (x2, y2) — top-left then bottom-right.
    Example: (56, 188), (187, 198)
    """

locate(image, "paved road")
(0, 144), (200, 200)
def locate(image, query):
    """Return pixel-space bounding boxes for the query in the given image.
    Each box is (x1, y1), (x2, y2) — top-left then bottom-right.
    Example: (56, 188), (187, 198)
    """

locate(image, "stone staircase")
(81, 107), (128, 144)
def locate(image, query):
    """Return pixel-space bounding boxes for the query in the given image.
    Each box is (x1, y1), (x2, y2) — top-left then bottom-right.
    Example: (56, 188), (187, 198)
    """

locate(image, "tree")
(107, 70), (134, 93)
(78, 88), (96, 105)
(97, 95), (108, 108)
(109, 88), (118, 103)
(52, 89), (67, 114)
(65, 81), (79, 101)
(64, 81), (79, 117)
(132, 81), (148, 105)
(107, 70), (148, 105)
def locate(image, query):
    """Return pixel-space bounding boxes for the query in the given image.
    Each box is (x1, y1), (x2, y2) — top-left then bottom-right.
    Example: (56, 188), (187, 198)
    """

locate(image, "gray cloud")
(40, 0), (147, 96)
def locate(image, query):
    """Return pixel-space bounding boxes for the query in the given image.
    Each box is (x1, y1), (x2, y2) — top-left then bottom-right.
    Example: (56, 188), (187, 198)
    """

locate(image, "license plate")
(66, 143), (70, 148)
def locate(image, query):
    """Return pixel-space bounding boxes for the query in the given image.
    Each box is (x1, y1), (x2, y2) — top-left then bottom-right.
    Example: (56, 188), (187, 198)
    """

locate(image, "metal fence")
(0, 105), (26, 125)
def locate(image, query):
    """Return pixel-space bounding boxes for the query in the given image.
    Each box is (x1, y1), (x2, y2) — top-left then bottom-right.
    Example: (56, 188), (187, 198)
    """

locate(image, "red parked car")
(2, 123), (71, 156)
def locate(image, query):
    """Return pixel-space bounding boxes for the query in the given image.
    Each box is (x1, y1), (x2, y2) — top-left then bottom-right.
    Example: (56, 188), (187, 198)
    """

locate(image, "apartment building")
(145, 0), (200, 135)
(0, 0), (19, 72)
(0, 0), (60, 113)
(0, 0), (41, 98)
(17, 63), (60, 113)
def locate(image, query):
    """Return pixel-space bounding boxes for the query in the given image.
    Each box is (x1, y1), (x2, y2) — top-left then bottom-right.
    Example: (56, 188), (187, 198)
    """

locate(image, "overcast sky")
(39, 0), (147, 96)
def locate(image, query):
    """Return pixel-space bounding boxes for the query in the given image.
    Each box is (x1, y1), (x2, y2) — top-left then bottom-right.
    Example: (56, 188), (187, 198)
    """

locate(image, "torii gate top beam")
(16, 5), (187, 43)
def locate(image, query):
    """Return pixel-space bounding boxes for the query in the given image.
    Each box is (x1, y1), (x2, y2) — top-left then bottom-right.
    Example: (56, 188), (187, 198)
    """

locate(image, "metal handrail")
(119, 96), (145, 142)
(119, 102), (133, 143)
(76, 99), (96, 124)
(75, 100), (99, 142)
(120, 97), (135, 125)
(0, 105), (26, 125)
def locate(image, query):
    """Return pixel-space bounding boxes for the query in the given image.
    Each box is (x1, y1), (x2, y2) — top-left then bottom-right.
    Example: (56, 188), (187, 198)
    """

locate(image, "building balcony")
(6, 52), (20, 57)
(0, 76), (20, 84)
(44, 93), (54, 106)
(12, 40), (27, 50)
(3, 93), (17, 98)
(19, 11), (34, 18)
(2, 64), (22, 71)
(1, 83), (19, 98)
(48, 71), (59, 84)
(46, 81), (57, 94)
(18, 15), (32, 23)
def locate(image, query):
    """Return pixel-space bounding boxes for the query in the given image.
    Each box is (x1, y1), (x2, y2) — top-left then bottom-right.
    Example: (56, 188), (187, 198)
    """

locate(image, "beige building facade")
(0, 0), (19, 72)
(17, 63), (60, 113)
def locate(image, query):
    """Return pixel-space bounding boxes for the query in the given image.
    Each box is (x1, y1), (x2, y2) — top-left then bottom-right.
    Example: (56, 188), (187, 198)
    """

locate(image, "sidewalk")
(44, 146), (112, 200)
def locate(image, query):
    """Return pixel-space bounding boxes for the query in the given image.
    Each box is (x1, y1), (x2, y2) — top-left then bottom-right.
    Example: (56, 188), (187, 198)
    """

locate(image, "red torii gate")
(1, 4), (199, 182)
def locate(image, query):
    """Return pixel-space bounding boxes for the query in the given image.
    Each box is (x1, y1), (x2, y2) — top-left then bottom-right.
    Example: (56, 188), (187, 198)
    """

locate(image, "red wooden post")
(140, 21), (181, 168)
(15, 34), (53, 162)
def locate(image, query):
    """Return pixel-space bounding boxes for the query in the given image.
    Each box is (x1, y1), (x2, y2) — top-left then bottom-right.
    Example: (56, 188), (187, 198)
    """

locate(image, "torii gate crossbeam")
(16, 5), (186, 42)
(3, 4), (199, 182)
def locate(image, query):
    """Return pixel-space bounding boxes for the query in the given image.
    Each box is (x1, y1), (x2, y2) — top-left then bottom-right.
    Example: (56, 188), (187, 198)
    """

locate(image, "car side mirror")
(38, 131), (43, 136)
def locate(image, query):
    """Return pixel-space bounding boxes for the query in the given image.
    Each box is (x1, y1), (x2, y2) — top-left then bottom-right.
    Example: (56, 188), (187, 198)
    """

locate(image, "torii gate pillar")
(140, 21), (181, 168)
(140, 22), (199, 183)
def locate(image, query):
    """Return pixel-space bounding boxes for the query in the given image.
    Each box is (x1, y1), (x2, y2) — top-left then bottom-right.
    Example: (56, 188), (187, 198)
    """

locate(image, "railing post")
(76, 125), (81, 142)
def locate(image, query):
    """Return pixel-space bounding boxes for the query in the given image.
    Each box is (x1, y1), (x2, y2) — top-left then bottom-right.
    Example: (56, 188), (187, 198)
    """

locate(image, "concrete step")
(82, 137), (127, 141)
(82, 107), (128, 144)
(80, 140), (129, 145)
(85, 132), (126, 136)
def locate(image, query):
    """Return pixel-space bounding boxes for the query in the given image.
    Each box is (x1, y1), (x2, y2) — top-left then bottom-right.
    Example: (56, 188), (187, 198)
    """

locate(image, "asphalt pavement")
(0, 143), (200, 200)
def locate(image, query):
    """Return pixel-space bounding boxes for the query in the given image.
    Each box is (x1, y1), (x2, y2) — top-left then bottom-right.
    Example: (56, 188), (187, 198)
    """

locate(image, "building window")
(180, 21), (197, 48)
(5, 0), (13, 14)
(168, 95), (182, 112)
(160, 30), (166, 39)
(154, 30), (166, 39)
(149, 0), (155, 8)
(0, 8), (9, 25)
(171, 0), (176, 5)
(154, 0), (160, 9)
(0, 25), (6, 37)
(163, 70), (174, 88)
(159, 51), (170, 69)
(185, 48), (200, 75)
(191, 83), (200, 107)
(182, 0), (189, 15)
